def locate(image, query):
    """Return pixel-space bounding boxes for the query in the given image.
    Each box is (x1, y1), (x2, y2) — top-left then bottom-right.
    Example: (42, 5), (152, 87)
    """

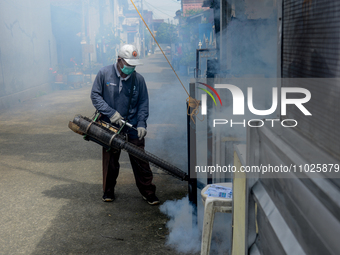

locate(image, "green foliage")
(155, 23), (178, 44)
(184, 8), (204, 17)
(96, 23), (121, 64)
(180, 22), (200, 44)
(144, 28), (151, 49)
(179, 51), (196, 67)
(35, 91), (47, 98)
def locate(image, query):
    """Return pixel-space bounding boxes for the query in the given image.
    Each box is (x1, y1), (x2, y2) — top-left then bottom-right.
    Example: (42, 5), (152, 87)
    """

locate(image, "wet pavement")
(0, 52), (193, 254)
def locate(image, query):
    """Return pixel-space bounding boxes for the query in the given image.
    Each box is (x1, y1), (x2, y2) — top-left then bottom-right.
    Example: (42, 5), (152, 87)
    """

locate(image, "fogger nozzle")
(121, 120), (137, 131)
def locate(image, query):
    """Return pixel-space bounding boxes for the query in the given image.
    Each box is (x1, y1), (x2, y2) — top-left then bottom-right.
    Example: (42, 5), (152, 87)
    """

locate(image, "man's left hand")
(137, 127), (147, 140)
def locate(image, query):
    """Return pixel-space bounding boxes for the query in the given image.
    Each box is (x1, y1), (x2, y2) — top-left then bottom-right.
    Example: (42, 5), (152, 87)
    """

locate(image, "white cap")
(118, 44), (143, 66)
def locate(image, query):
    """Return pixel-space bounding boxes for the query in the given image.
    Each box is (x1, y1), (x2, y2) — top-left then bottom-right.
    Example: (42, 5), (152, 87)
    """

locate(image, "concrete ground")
(0, 52), (194, 254)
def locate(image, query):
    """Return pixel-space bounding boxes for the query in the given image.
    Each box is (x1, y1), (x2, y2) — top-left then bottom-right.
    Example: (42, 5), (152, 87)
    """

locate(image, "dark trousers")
(102, 137), (156, 197)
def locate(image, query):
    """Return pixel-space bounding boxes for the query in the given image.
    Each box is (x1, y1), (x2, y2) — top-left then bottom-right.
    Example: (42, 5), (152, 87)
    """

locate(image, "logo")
(197, 82), (222, 115)
(200, 83), (312, 128)
(132, 51), (138, 57)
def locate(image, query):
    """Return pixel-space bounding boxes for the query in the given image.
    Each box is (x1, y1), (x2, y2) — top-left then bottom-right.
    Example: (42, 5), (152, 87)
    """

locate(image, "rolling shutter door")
(282, 0), (340, 160)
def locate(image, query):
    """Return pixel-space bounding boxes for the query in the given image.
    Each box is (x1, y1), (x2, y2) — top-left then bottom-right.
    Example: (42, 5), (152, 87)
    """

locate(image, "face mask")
(120, 64), (135, 75)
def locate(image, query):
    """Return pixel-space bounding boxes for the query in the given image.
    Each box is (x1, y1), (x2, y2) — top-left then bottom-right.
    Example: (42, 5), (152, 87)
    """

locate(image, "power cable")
(143, 0), (175, 19)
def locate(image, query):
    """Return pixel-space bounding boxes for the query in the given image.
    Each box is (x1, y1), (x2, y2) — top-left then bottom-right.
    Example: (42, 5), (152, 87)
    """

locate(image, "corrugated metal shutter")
(282, 0), (340, 160)
(247, 125), (340, 255)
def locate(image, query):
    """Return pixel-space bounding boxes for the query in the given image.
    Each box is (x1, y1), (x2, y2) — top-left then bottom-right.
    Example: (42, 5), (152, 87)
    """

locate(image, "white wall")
(0, 0), (57, 103)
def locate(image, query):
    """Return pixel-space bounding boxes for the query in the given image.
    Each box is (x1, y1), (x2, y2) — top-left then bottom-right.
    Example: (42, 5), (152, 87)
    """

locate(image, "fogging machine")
(68, 114), (188, 181)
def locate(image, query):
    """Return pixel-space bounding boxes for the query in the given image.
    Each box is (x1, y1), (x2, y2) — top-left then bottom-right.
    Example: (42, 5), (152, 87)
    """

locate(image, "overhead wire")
(143, 0), (176, 18)
(142, 2), (164, 20)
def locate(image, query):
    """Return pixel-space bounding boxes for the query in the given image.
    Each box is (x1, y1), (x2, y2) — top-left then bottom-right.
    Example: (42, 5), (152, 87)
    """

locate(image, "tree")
(184, 8), (204, 17)
(96, 23), (121, 65)
(155, 23), (178, 44)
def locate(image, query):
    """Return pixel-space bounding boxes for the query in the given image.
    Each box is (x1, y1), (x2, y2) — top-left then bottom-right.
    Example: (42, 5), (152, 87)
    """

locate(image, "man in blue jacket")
(91, 44), (159, 205)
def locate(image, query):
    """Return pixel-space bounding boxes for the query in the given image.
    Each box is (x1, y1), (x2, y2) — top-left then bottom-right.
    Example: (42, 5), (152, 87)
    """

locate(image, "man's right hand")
(110, 111), (123, 126)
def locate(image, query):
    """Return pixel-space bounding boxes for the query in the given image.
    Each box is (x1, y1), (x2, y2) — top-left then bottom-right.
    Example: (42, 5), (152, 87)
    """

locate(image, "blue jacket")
(90, 64), (149, 139)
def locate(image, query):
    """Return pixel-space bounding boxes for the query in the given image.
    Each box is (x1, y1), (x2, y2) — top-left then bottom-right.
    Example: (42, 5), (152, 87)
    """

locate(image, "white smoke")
(160, 196), (232, 255)
(160, 196), (201, 254)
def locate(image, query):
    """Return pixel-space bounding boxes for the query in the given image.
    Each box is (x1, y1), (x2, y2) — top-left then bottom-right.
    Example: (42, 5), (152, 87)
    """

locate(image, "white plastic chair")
(201, 182), (233, 255)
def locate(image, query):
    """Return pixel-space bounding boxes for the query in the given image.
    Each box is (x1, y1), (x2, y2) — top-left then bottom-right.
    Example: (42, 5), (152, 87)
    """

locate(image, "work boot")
(102, 192), (115, 202)
(143, 194), (160, 205)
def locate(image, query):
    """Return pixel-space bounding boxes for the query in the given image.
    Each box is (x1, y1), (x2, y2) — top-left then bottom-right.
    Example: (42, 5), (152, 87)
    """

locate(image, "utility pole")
(141, 0), (145, 58)
(81, 0), (86, 65)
